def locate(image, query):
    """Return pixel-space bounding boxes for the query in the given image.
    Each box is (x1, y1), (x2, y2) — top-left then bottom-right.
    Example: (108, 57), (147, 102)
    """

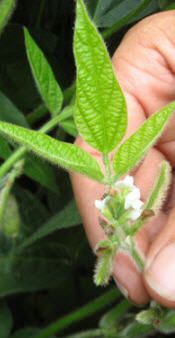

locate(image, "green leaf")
(130, 161), (171, 236)
(113, 101), (175, 178)
(0, 0), (16, 35)
(74, 0), (127, 154)
(24, 155), (58, 193)
(121, 321), (154, 338)
(0, 194), (21, 238)
(0, 122), (104, 182)
(0, 300), (13, 338)
(60, 120), (77, 137)
(99, 300), (131, 328)
(158, 310), (175, 334)
(96, 0), (153, 28)
(0, 245), (71, 296)
(0, 91), (28, 127)
(0, 136), (11, 159)
(10, 328), (56, 338)
(93, 0), (119, 21)
(24, 28), (63, 116)
(15, 187), (49, 234)
(94, 252), (113, 286)
(145, 160), (171, 213)
(20, 200), (81, 249)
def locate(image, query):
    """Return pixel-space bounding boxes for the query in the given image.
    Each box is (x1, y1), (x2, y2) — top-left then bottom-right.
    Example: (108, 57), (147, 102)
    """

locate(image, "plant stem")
(34, 288), (120, 338)
(103, 154), (112, 188)
(0, 160), (24, 222)
(39, 114), (62, 133)
(124, 237), (145, 271)
(0, 147), (26, 180)
(102, 0), (152, 39)
(27, 104), (47, 125)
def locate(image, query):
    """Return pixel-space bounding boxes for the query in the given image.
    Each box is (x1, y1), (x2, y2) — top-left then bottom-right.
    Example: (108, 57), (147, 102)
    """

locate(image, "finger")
(144, 208), (175, 308)
(113, 10), (175, 164)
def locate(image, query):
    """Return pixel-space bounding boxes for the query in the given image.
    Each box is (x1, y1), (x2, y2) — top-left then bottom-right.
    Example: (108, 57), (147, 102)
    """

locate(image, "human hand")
(70, 10), (175, 308)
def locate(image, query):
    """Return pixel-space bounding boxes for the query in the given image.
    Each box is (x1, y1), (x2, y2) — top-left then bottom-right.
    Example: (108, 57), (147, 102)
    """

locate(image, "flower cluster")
(95, 175), (144, 222)
(115, 176), (144, 221)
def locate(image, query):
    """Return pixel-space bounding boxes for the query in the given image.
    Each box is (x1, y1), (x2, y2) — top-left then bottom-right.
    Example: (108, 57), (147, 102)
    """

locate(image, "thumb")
(144, 207), (175, 308)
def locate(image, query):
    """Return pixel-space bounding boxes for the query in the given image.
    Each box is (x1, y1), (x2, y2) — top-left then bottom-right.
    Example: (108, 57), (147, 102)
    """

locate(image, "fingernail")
(145, 243), (175, 301)
(114, 278), (129, 299)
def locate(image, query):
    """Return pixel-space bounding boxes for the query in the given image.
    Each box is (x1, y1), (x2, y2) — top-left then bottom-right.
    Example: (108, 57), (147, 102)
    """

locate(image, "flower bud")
(0, 195), (21, 238)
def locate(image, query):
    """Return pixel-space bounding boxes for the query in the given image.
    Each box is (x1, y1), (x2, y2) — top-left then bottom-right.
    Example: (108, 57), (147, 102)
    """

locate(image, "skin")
(71, 10), (175, 308)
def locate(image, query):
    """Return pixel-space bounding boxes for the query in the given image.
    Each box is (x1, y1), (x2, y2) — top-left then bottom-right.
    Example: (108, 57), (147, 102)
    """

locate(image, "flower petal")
(130, 209), (142, 221)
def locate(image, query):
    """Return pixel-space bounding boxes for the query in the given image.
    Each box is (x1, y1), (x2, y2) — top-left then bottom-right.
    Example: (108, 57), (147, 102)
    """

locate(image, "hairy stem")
(0, 160), (23, 225)
(103, 153), (112, 188)
(27, 104), (47, 125)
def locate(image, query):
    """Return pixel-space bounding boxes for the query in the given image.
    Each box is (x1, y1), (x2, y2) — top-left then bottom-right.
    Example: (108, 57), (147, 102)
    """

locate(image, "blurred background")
(0, 1), (174, 337)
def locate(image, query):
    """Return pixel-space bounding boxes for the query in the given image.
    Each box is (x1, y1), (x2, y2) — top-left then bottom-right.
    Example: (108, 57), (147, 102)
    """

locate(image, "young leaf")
(94, 252), (113, 286)
(0, 0), (16, 35)
(131, 161), (171, 236)
(24, 28), (63, 116)
(145, 160), (171, 213)
(0, 122), (104, 182)
(74, 0), (127, 154)
(0, 195), (21, 238)
(113, 101), (175, 178)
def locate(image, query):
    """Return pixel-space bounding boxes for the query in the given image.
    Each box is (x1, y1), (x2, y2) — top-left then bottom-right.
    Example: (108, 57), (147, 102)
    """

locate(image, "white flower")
(124, 188), (141, 209)
(115, 176), (144, 221)
(125, 187), (144, 221)
(129, 209), (142, 221)
(115, 175), (134, 190)
(94, 196), (110, 211)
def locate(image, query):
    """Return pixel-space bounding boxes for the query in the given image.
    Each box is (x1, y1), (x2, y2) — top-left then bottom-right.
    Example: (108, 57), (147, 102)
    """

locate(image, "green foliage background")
(0, 0), (174, 337)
